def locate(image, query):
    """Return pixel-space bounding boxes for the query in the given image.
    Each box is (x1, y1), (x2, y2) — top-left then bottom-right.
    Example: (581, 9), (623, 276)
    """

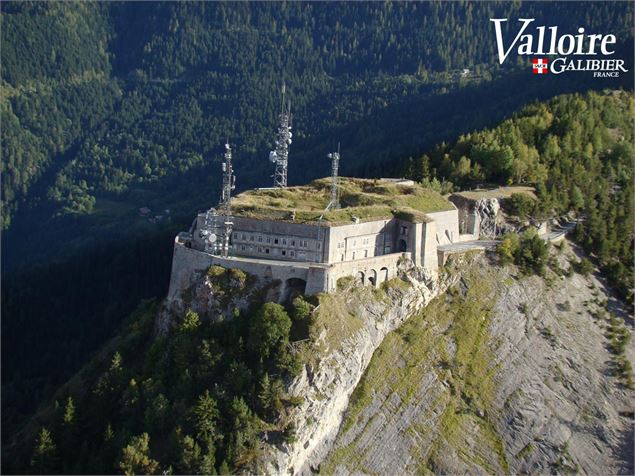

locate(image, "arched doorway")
(356, 271), (365, 285)
(368, 269), (378, 287)
(281, 278), (307, 303)
(380, 267), (389, 284)
(399, 239), (408, 252)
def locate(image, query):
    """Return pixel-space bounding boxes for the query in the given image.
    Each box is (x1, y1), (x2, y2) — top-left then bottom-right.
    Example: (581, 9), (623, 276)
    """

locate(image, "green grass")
(231, 177), (453, 225)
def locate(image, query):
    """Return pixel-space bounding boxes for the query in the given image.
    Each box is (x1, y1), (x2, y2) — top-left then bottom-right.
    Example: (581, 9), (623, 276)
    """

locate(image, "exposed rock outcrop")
(259, 254), (481, 475)
(321, 243), (634, 475)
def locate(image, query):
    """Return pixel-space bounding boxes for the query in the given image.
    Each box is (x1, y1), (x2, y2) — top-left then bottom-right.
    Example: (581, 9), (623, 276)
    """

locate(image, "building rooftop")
(231, 177), (454, 226)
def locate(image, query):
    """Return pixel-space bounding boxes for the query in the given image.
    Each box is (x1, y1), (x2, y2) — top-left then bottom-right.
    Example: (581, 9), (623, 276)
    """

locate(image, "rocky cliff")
(320, 242), (634, 475)
(258, 255), (479, 475)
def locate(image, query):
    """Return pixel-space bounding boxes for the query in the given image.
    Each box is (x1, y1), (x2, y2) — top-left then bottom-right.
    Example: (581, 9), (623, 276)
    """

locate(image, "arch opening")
(398, 239), (408, 252)
(380, 267), (389, 284)
(368, 269), (378, 287)
(355, 271), (365, 285)
(282, 277), (307, 303)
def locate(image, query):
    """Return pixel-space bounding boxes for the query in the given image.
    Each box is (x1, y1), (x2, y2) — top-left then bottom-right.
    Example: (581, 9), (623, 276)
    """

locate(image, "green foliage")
(248, 303), (292, 360)
(63, 396), (76, 426)
(575, 258), (595, 277)
(408, 91), (633, 302)
(506, 193), (536, 220)
(498, 234), (520, 264)
(10, 296), (307, 474)
(30, 428), (58, 474)
(499, 231), (549, 276)
(337, 275), (355, 291)
(291, 296), (314, 321)
(179, 309), (201, 333)
(515, 231), (549, 276)
(192, 390), (220, 447)
(118, 433), (160, 476)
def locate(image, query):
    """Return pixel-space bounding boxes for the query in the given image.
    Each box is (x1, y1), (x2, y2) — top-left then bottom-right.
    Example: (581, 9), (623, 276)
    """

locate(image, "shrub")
(336, 276), (354, 290)
(575, 258), (594, 277)
(506, 193), (535, 220)
(498, 233), (520, 264)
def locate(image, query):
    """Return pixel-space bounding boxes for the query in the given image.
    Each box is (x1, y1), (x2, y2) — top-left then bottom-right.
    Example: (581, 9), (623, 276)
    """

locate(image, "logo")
(532, 58), (548, 74)
(490, 18), (628, 77)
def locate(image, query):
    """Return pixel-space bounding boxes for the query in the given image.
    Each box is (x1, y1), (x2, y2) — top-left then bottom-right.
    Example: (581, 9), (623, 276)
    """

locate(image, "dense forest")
(403, 90), (634, 304)
(2, 2), (634, 471)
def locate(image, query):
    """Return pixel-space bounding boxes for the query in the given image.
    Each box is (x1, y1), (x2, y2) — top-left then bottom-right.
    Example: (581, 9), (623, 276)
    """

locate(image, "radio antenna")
(269, 83), (292, 188)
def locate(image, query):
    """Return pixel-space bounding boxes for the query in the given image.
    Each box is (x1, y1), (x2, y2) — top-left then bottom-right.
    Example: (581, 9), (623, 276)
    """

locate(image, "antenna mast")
(269, 83), (292, 188)
(220, 142), (235, 257)
(327, 144), (341, 209)
(220, 142), (236, 214)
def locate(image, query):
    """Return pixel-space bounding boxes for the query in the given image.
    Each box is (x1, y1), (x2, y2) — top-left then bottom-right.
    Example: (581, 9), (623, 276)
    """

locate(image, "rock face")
(475, 197), (501, 238)
(320, 244), (634, 475)
(260, 256), (478, 475)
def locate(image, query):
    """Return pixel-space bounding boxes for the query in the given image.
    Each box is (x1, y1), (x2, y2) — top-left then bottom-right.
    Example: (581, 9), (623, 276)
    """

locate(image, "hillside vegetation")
(405, 90), (634, 304)
(4, 266), (316, 474)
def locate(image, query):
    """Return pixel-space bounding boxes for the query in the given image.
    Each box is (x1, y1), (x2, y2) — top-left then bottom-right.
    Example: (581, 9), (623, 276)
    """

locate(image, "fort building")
(168, 177), (483, 300)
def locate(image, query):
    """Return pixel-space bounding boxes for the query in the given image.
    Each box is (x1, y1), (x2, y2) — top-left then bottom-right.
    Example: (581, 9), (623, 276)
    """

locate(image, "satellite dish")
(287, 139), (292, 144)
(208, 233), (217, 243)
(288, 132), (293, 138)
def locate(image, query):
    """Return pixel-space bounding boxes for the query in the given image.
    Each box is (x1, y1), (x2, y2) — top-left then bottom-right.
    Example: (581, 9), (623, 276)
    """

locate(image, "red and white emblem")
(532, 58), (548, 74)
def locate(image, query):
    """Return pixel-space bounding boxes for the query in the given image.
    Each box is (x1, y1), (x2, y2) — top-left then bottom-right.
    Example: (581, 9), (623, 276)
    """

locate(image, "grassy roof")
(451, 186), (536, 201)
(230, 177), (453, 225)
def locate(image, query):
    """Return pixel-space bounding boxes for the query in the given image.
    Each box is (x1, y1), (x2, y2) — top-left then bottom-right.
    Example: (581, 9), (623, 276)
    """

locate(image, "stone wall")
(427, 209), (460, 245)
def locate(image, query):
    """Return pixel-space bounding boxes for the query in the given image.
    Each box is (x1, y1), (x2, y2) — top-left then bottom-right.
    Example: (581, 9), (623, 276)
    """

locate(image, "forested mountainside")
(403, 90), (634, 305)
(4, 88), (633, 475)
(2, 2), (633, 236)
(2, 0), (634, 457)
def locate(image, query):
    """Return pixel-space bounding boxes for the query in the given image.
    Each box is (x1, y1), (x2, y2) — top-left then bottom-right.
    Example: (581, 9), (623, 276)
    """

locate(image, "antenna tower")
(220, 142), (236, 214)
(219, 142), (235, 256)
(269, 83), (292, 188)
(327, 144), (341, 209)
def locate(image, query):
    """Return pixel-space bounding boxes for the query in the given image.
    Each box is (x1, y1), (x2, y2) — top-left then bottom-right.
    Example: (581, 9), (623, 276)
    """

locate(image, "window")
(241, 245), (246, 251)
(282, 238), (287, 245)
(274, 238), (279, 245)
(352, 252), (356, 260)
(242, 233), (246, 240)
(400, 226), (407, 235)
(249, 235), (254, 241)
(282, 250), (286, 256)
(340, 254), (344, 261)
(317, 243), (321, 250)
(266, 237), (271, 243)
(291, 240), (295, 246)
(290, 251), (295, 257)
(364, 250), (368, 258)
(265, 248), (270, 254)
(258, 235), (263, 242)
(258, 247), (263, 253)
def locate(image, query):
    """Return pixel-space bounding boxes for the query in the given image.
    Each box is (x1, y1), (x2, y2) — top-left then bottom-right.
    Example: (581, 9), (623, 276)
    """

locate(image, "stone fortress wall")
(167, 200), (477, 301)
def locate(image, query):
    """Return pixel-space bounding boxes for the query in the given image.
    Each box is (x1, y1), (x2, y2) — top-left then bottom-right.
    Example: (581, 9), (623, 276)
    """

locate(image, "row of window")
(336, 236), (373, 249)
(233, 232), (317, 249)
(238, 244), (303, 258)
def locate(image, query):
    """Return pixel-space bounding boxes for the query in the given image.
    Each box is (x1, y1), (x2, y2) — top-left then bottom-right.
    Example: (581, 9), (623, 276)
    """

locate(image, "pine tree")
(31, 427), (58, 474)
